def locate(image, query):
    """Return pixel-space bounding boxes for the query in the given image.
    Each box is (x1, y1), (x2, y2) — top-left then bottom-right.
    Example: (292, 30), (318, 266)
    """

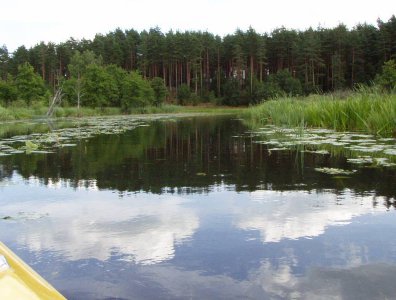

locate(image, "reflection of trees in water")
(384, 197), (396, 209)
(0, 116), (395, 200)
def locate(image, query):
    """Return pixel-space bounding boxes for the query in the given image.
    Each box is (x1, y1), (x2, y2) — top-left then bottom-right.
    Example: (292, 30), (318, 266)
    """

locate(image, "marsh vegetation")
(243, 88), (396, 136)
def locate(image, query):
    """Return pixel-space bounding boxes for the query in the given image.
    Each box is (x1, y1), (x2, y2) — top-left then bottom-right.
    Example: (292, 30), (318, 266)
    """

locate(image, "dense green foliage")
(0, 16), (395, 110)
(121, 71), (155, 111)
(150, 77), (168, 106)
(243, 88), (396, 136)
(376, 59), (396, 91)
(14, 63), (47, 105)
(0, 80), (17, 105)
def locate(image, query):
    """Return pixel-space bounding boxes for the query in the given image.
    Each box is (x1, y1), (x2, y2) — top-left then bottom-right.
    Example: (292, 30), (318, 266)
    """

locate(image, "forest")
(0, 16), (395, 110)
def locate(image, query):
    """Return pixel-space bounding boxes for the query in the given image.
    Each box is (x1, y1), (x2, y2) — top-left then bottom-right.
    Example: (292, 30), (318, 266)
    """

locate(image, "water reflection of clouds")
(236, 190), (385, 243)
(68, 259), (396, 299)
(247, 259), (396, 299)
(2, 182), (198, 265)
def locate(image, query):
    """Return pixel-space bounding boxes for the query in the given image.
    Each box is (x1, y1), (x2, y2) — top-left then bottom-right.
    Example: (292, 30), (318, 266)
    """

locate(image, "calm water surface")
(1, 115), (396, 299)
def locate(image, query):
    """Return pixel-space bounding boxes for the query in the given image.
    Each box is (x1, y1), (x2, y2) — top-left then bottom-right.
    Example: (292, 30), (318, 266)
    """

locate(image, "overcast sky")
(1, 0), (394, 52)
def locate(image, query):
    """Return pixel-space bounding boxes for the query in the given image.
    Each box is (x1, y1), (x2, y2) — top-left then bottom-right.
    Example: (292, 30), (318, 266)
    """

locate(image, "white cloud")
(236, 190), (384, 243)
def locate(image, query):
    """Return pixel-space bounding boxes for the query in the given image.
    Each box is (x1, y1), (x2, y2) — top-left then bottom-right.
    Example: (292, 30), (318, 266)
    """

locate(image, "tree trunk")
(180, 61), (183, 85)
(351, 48), (355, 86)
(175, 61), (178, 95)
(186, 61), (191, 87)
(41, 62), (46, 81)
(250, 55), (254, 94)
(305, 59), (308, 86)
(200, 58), (203, 96)
(169, 63), (172, 93)
(59, 54), (62, 78)
(217, 48), (221, 96)
(311, 59), (315, 87)
(77, 72), (81, 110)
(41, 47), (46, 81)
(206, 48), (210, 90)
(163, 64), (166, 86)
(195, 66), (198, 95)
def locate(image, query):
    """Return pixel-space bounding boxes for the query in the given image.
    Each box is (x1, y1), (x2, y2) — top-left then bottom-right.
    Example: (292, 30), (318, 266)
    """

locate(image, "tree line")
(0, 16), (395, 108)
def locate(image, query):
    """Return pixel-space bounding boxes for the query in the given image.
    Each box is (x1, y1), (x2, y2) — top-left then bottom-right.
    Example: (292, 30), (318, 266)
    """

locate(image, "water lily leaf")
(25, 140), (39, 154)
(30, 150), (54, 154)
(314, 167), (357, 175)
(384, 149), (396, 156)
(347, 157), (373, 164)
(304, 150), (330, 155)
(268, 147), (288, 151)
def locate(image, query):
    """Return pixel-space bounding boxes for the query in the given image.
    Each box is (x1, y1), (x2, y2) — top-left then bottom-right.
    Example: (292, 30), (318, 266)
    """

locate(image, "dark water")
(1, 115), (396, 300)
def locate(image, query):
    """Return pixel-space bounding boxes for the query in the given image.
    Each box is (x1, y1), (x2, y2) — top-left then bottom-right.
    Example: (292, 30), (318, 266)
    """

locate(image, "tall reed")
(243, 89), (396, 136)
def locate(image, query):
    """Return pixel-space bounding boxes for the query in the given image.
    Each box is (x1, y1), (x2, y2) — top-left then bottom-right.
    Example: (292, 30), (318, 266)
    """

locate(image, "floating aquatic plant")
(303, 149), (330, 155)
(347, 157), (373, 164)
(314, 167), (357, 175)
(25, 140), (39, 150)
(248, 124), (396, 169)
(0, 116), (173, 157)
(384, 149), (396, 156)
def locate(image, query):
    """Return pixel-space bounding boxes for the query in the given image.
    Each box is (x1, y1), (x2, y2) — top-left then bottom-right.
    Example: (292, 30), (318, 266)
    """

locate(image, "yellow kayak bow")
(0, 242), (66, 299)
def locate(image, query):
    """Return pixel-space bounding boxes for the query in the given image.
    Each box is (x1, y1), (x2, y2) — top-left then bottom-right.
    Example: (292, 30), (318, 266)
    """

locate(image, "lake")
(1, 115), (396, 299)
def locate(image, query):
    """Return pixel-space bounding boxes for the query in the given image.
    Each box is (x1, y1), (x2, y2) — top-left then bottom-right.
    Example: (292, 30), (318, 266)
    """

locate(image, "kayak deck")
(0, 242), (66, 299)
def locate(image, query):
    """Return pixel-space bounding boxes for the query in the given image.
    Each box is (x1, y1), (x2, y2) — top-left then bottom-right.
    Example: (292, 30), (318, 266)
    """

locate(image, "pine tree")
(0, 45), (9, 80)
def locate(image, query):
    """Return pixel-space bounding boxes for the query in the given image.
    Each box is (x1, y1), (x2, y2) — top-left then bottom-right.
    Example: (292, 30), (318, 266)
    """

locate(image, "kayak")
(0, 242), (66, 299)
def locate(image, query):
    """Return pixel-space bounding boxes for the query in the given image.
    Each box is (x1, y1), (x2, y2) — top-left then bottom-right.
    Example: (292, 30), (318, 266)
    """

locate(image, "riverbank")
(0, 104), (244, 122)
(243, 90), (396, 136)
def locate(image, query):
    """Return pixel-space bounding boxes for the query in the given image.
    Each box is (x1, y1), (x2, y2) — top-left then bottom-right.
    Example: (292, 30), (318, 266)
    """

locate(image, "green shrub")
(0, 81), (17, 106)
(121, 72), (155, 112)
(15, 63), (46, 105)
(376, 60), (396, 91)
(151, 77), (168, 106)
(0, 106), (14, 121)
(177, 84), (191, 105)
(10, 99), (28, 108)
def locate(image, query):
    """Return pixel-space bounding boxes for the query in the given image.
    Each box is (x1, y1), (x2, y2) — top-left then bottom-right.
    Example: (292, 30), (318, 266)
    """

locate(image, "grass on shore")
(243, 89), (396, 136)
(0, 104), (244, 121)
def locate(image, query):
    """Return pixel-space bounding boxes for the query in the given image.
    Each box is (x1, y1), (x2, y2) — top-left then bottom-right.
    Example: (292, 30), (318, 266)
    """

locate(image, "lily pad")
(30, 150), (55, 154)
(384, 149), (396, 156)
(315, 167), (357, 175)
(268, 147), (289, 151)
(374, 158), (396, 167)
(304, 150), (330, 155)
(347, 157), (374, 164)
(25, 140), (39, 151)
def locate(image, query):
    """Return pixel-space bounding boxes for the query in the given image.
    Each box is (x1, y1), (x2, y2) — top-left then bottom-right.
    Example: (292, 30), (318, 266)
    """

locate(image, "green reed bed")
(244, 90), (396, 136)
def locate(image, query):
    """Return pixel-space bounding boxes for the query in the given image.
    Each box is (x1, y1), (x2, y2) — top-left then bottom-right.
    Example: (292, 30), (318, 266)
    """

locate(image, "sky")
(1, 0), (394, 52)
